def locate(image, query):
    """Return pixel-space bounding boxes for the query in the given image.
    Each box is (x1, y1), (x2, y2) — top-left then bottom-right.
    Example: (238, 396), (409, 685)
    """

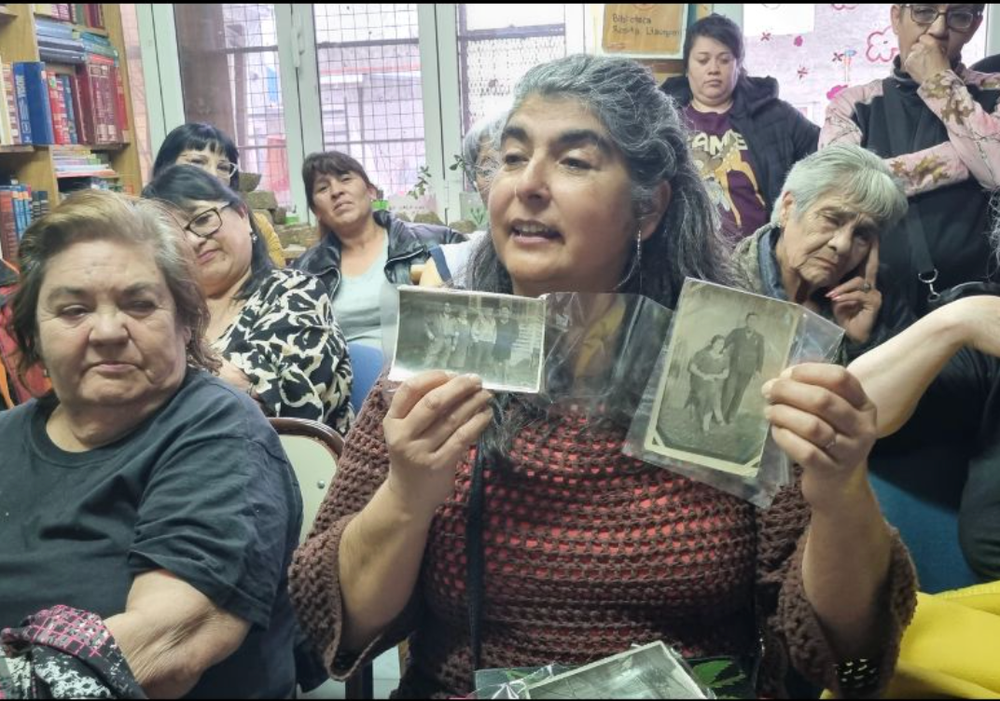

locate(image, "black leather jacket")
(292, 210), (465, 297)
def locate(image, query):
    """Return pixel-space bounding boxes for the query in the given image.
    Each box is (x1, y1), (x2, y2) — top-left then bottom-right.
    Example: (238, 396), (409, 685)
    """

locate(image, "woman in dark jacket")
(662, 13), (819, 241)
(293, 152), (465, 349)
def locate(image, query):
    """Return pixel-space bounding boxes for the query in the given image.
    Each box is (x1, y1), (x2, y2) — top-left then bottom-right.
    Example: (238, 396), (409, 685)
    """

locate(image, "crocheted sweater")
(290, 380), (917, 699)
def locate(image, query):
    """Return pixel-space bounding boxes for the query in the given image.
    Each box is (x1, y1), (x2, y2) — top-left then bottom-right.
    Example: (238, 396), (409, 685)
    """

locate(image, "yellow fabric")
(824, 581), (1000, 699)
(254, 212), (286, 268)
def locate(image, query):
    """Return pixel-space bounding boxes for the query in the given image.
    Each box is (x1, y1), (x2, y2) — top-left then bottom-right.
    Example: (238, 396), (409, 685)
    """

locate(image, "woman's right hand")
(383, 371), (494, 518)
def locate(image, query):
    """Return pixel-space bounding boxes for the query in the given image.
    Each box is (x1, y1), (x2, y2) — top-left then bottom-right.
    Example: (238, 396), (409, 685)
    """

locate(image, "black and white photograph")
(644, 281), (800, 478)
(522, 642), (708, 700)
(388, 286), (546, 393)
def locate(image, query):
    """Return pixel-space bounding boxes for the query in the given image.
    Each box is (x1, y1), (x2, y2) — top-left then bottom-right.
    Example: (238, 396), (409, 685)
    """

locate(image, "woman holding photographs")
(291, 55), (915, 699)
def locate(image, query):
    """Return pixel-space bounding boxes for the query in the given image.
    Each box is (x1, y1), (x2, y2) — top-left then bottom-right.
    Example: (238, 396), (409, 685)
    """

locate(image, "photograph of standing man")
(426, 302), (458, 368)
(721, 312), (765, 422)
(492, 306), (521, 384)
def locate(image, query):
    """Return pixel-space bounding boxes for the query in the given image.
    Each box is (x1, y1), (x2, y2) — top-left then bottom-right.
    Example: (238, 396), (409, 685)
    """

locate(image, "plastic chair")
(348, 342), (385, 414)
(269, 418), (344, 543)
(270, 418), (373, 699)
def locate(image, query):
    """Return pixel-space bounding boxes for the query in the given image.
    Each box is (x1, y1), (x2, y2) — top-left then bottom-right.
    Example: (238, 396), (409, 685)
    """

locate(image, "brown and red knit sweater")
(289, 380), (916, 699)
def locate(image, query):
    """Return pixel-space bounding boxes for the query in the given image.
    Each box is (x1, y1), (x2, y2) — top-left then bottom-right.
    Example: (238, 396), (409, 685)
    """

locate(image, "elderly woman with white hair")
(421, 111), (508, 289)
(731, 144), (911, 358)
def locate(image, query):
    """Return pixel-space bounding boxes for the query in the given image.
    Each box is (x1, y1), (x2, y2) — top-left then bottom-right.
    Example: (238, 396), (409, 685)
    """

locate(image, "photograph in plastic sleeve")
(643, 281), (801, 479)
(388, 286), (546, 393)
(522, 642), (709, 700)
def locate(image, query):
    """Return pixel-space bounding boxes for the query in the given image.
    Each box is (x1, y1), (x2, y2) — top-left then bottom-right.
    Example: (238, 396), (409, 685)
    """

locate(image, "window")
(173, 4), (291, 204)
(457, 4), (574, 134)
(314, 4), (424, 198)
(120, 4), (152, 184)
(743, 3), (990, 124)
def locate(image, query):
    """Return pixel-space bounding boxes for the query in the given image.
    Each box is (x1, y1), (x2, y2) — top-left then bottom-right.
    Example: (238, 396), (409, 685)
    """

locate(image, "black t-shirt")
(0, 370), (303, 699)
(873, 348), (1000, 581)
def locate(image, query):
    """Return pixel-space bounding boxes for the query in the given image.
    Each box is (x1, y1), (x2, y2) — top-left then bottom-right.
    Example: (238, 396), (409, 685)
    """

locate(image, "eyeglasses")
(179, 157), (239, 180)
(902, 4), (981, 32)
(181, 203), (234, 239)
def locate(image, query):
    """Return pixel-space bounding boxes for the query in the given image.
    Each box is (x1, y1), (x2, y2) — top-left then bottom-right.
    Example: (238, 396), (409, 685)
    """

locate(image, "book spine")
(12, 64), (33, 144)
(2, 64), (20, 145)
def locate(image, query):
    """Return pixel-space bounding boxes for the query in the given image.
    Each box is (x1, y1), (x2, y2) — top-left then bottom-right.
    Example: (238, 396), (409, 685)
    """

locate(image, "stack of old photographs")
(469, 642), (713, 699)
(624, 279), (845, 507)
(384, 281), (843, 506)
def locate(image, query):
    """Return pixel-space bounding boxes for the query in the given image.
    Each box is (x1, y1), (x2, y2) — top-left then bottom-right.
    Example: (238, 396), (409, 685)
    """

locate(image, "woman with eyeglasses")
(143, 165), (354, 436)
(153, 123), (287, 268)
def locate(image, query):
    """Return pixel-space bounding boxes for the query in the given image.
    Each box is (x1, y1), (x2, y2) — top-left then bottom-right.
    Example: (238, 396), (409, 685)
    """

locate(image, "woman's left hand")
(828, 241), (882, 344)
(763, 363), (878, 510)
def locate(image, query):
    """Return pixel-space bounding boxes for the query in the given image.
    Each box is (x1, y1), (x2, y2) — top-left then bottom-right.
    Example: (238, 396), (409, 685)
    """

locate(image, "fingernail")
(761, 380), (774, 399)
(463, 373), (483, 386)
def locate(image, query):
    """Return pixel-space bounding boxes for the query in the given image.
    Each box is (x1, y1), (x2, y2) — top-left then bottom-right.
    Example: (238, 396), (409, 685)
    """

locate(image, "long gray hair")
(466, 53), (732, 307)
(463, 55), (734, 667)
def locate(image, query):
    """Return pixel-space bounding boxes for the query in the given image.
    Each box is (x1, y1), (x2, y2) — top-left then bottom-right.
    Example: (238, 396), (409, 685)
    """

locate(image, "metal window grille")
(314, 4), (423, 198)
(457, 5), (568, 135)
(174, 4), (290, 205)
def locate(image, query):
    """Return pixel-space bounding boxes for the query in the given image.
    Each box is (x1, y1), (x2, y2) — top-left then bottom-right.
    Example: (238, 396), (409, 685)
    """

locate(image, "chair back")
(269, 418), (344, 543)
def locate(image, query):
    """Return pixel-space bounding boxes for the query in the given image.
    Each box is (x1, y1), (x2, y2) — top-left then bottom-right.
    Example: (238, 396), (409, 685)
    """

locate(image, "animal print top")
(215, 268), (354, 436)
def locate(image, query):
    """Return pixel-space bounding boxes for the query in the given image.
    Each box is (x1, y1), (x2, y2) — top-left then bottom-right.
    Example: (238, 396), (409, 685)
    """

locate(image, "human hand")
(763, 364), (878, 511)
(904, 34), (952, 84)
(383, 371), (493, 517)
(829, 240), (882, 344)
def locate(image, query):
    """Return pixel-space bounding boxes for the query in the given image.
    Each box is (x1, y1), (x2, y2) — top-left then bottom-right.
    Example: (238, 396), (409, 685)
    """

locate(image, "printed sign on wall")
(602, 4), (687, 58)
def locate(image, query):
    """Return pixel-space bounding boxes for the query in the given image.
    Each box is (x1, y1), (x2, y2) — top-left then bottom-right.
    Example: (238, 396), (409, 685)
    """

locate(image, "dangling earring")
(635, 229), (644, 293)
(250, 230), (258, 242)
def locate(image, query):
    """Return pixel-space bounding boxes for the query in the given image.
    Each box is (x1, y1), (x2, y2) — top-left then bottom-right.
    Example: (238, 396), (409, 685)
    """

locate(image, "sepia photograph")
(643, 281), (801, 478)
(388, 286), (546, 393)
(523, 642), (708, 700)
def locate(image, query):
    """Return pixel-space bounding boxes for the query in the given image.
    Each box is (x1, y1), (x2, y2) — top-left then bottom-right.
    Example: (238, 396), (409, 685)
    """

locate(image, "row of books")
(53, 145), (117, 179)
(0, 185), (50, 264)
(0, 56), (129, 146)
(33, 3), (105, 29)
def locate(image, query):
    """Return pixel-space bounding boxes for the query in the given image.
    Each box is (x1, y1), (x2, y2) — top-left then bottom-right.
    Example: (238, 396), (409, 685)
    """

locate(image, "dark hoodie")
(661, 75), (819, 217)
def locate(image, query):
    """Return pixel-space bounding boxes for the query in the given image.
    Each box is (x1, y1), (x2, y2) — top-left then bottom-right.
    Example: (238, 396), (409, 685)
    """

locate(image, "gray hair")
(774, 144), (908, 230)
(11, 190), (219, 376)
(469, 53), (731, 308)
(462, 110), (508, 187)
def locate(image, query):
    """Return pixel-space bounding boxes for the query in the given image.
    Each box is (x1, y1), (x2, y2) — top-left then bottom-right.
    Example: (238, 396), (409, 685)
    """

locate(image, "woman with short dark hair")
(294, 151), (464, 349)
(143, 165), (353, 434)
(662, 13), (820, 241)
(153, 122), (287, 267)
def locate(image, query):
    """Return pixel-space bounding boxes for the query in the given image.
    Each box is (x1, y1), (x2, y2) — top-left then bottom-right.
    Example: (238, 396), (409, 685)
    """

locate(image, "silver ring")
(824, 434), (837, 452)
(861, 282), (873, 293)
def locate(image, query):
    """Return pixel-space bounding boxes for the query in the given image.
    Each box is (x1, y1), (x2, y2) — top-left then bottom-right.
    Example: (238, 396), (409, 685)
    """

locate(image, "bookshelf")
(0, 3), (141, 215)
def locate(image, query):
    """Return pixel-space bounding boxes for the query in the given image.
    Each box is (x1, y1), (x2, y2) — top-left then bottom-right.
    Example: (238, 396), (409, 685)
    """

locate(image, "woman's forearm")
(802, 472), (892, 661)
(338, 480), (436, 652)
(848, 307), (966, 436)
